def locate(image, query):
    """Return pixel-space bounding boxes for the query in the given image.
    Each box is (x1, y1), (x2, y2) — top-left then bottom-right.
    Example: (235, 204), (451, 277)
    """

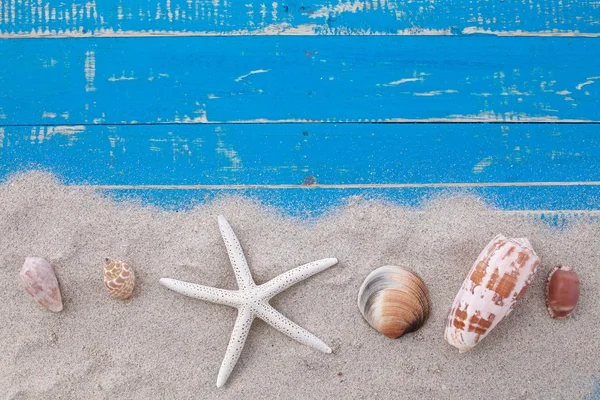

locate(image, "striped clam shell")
(104, 259), (135, 300)
(358, 265), (430, 339)
(445, 234), (540, 352)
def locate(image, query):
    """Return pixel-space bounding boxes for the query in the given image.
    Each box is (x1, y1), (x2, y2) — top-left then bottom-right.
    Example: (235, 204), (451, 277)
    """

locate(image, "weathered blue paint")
(1, 123), (600, 213)
(1, 124), (599, 186)
(0, 0), (599, 37)
(0, 37), (598, 125)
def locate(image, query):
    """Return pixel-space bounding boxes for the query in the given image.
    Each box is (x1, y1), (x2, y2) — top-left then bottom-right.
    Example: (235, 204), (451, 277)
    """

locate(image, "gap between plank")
(1, 30), (599, 39)
(1, 120), (600, 128)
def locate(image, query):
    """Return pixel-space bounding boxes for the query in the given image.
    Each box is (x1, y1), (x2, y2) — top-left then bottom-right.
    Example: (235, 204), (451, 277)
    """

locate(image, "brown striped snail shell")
(546, 265), (580, 319)
(104, 259), (135, 300)
(357, 265), (431, 339)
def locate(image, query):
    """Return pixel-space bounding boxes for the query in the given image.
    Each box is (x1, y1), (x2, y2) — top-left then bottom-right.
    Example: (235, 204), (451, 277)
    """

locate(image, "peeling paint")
(380, 75), (426, 86)
(576, 76), (599, 90)
(414, 90), (458, 96)
(234, 69), (269, 82)
(108, 72), (136, 82)
(42, 111), (57, 119)
(216, 139), (242, 170)
(84, 50), (96, 92)
(1, 0), (599, 38)
(473, 156), (493, 174)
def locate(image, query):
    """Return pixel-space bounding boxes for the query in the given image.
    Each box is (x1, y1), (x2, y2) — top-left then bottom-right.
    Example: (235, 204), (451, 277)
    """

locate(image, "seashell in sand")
(445, 234), (540, 352)
(546, 265), (580, 319)
(20, 257), (63, 312)
(104, 259), (135, 300)
(358, 265), (431, 339)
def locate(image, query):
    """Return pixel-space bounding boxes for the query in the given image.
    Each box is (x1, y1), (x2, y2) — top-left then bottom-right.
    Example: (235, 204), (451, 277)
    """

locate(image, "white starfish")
(160, 215), (338, 388)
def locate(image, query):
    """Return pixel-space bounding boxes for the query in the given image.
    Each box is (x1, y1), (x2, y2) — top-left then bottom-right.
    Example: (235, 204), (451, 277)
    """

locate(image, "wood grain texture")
(0, 36), (598, 125)
(1, 123), (599, 186)
(0, 0), (599, 37)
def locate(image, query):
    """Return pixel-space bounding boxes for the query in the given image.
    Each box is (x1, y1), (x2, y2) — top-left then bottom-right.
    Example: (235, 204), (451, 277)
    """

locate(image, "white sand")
(1, 172), (599, 399)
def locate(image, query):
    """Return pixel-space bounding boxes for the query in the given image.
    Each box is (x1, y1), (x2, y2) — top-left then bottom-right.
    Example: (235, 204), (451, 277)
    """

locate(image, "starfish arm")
(216, 306), (254, 388)
(218, 215), (255, 290)
(255, 302), (332, 354)
(258, 258), (338, 300)
(159, 278), (241, 307)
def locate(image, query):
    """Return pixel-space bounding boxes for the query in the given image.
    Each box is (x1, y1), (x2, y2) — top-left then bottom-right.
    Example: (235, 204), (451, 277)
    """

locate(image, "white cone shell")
(445, 234), (540, 352)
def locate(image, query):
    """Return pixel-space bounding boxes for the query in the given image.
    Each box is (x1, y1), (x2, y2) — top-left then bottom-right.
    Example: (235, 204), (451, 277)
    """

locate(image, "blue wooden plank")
(0, 0), (598, 37)
(0, 37), (598, 124)
(1, 124), (599, 186)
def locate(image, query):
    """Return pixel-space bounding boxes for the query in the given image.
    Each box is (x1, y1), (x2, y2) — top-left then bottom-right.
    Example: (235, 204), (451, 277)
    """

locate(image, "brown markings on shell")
(470, 237), (505, 286)
(104, 259), (136, 300)
(451, 305), (468, 330)
(458, 237), (536, 343)
(467, 311), (495, 335)
(546, 265), (580, 319)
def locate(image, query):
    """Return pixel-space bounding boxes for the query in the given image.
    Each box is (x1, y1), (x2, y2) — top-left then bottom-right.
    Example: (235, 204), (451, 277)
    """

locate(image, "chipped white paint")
(576, 76), (599, 90)
(52, 125), (86, 135)
(1, 0), (598, 38)
(461, 27), (600, 37)
(42, 111), (57, 119)
(234, 69), (269, 82)
(473, 156), (493, 174)
(380, 75), (426, 86)
(204, 115), (593, 124)
(3, 24), (598, 39)
(28, 125), (85, 144)
(216, 138), (242, 169)
(84, 50), (96, 92)
(108, 72), (136, 82)
(309, 0), (396, 19)
(0, 127), (4, 148)
(414, 90), (458, 96)
(556, 90), (572, 95)
(160, 215), (336, 387)
(42, 58), (58, 68)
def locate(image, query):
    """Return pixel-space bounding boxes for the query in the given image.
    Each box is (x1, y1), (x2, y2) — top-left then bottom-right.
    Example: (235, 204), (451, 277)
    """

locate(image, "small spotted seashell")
(20, 257), (63, 312)
(104, 259), (135, 300)
(546, 265), (580, 319)
(358, 265), (431, 339)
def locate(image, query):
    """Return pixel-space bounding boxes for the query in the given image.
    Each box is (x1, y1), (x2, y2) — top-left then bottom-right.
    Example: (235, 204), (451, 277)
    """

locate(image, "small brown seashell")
(104, 259), (135, 300)
(546, 265), (580, 319)
(20, 257), (63, 312)
(357, 265), (430, 339)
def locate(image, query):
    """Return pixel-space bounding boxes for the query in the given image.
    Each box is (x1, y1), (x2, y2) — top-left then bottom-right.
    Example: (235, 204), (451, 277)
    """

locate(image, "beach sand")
(1, 172), (599, 399)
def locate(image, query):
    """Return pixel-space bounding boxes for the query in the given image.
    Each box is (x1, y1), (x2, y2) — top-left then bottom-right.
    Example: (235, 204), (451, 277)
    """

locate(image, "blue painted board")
(0, 0), (599, 37)
(0, 37), (598, 125)
(1, 123), (599, 186)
